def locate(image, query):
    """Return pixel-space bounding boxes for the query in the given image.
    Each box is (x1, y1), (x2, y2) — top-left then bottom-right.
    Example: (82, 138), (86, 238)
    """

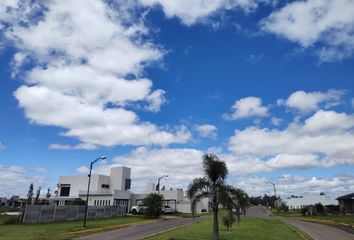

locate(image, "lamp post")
(265, 181), (278, 215)
(83, 156), (107, 227)
(156, 175), (168, 194)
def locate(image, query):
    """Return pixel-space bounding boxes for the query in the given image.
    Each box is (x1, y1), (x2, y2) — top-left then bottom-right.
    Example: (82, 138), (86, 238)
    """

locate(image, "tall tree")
(187, 154), (248, 240)
(27, 183), (34, 204)
(35, 186), (41, 203)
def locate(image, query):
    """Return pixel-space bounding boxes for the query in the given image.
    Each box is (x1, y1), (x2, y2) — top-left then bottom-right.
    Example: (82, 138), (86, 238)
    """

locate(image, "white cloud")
(1, 0), (191, 147)
(0, 164), (46, 197)
(270, 117), (282, 126)
(195, 124), (217, 138)
(139, 0), (266, 26)
(77, 147), (205, 192)
(235, 174), (354, 198)
(261, 0), (354, 62)
(49, 143), (97, 150)
(223, 96), (268, 120)
(229, 110), (354, 169)
(279, 89), (345, 113)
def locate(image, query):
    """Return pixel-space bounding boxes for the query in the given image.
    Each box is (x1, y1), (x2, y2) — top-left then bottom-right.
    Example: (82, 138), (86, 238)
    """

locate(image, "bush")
(69, 198), (86, 205)
(142, 193), (163, 218)
(222, 212), (236, 230)
(315, 203), (325, 215)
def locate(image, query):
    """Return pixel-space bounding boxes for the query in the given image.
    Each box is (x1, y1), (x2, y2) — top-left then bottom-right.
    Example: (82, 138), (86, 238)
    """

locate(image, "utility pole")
(266, 181), (278, 215)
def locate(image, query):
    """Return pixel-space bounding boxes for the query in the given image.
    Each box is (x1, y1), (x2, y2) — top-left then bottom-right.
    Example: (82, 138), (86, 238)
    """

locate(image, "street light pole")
(156, 175), (168, 194)
(83, 156), (107, 227)
(265, 181), (278, 215)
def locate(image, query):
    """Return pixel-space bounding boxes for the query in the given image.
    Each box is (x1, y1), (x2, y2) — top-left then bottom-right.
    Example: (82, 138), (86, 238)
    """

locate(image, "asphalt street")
(282, 218), (354, 240)
(74, 217), (198, 240)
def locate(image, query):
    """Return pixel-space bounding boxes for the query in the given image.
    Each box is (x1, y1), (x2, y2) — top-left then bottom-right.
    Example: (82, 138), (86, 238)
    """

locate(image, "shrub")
(222, 212), (236, 231)
(315, 203), (325, 215)
(142, 193), (163, 218)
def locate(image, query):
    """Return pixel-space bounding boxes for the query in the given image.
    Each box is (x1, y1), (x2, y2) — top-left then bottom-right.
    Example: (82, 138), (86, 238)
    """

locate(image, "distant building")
(285, 193), (337, 209)
(52, 167), (131, 209)
(0, 197), (9, 207)
(336, 193), (354, 215)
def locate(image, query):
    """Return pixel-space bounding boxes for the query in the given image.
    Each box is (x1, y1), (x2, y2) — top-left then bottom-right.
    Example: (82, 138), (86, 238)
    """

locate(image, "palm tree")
(187, 154), (248, 240)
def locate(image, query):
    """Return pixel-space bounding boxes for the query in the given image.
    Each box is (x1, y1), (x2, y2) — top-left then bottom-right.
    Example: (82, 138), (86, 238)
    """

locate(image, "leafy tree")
(142, 193), (163, 218)
(46, 188), (51, 198)
(35, 186), (41, 203)
(27, 183), (34, 204)
(315, 203), (325, 214)
(187, 154), (248, 240)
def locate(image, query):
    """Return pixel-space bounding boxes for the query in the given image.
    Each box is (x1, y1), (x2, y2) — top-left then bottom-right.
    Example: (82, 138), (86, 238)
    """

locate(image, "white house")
(52, 167), (131, 209)
(285, 193), (337, 209)
(52, 166), (209, 213)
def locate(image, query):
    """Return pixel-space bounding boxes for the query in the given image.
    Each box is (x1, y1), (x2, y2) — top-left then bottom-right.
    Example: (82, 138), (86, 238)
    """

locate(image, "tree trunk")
(213, 199), (219, 240)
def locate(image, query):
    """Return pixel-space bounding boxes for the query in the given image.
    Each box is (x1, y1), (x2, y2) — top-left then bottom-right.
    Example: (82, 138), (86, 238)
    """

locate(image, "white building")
(52, 166), (209, 213)
(285, 193), (337, 209)
(53, 167), (131, 209)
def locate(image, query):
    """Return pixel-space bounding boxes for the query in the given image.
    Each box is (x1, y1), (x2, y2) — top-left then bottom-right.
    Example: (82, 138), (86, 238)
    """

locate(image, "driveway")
(74, 217), (199, 240)
(282, 218), (354, 240)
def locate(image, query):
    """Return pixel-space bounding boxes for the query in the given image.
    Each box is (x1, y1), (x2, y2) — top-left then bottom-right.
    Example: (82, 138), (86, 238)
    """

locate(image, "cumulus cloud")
(278, 89), (345, 114)
(0, 164), (46, 197)
(77, 147), (205, 192)
(139, 0), (267, 26)
(261, 0), (354, 62)
(229, 110), (354, 169)
(49, 143), (97, 150)
(223, 96), (268, 120)
(195, 124), (217, 138)
(235, 174), (354, 198)
(1, 0), (191, 147)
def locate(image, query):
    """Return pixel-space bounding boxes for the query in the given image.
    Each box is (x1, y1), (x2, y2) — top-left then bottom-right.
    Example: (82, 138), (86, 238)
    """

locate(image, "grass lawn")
(0, 216), (148, 240)
(145, 216), (305, 240)
(285, 215), (354, 226)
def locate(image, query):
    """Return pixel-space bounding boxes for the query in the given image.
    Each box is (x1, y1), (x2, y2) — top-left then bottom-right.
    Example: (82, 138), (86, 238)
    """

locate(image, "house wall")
(285, 194), (337, 209)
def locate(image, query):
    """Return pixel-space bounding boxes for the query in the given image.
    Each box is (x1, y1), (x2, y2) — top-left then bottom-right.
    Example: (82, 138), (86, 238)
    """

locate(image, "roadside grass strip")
(65, 219), (160, 237)
(284, 217), (354, 229)
(282, 220), (313, 240)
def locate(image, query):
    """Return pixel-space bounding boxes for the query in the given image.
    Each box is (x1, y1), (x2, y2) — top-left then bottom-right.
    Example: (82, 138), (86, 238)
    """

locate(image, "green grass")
(286, 214), (354, 226)
(145, 216), (305, 240)
(0, 216), (147, 240)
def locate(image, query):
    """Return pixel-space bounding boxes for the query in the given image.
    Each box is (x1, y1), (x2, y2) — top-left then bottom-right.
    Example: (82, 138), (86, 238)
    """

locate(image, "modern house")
(52, 166), (209, 213)
(52, 167), (131, 209)
(336, 193), (354, 215)
(285, 193), (337, 209)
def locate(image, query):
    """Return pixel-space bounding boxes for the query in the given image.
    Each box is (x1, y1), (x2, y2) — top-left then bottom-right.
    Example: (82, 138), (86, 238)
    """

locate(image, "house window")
(125, 178), (131, 190)
(60, 185), (71, 197)
(101, 184), (109, 189)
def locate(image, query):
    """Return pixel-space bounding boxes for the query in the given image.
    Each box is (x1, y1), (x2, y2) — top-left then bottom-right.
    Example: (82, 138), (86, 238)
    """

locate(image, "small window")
(60, 185), (71, 197)
(101, 184), (109, 189)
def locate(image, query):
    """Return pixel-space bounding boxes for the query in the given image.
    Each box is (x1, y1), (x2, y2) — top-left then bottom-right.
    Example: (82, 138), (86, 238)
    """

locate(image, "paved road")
(246, 206), (273, 219)
(74, 218), (198, 240)
(282, 218), (354, 240)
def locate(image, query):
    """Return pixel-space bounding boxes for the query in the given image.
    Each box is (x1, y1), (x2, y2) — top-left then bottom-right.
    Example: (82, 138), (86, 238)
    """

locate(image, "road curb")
(138, 220), (198, 239)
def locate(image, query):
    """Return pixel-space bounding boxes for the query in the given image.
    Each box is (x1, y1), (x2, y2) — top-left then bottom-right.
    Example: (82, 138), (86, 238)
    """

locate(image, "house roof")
(336, 193), (354, 200)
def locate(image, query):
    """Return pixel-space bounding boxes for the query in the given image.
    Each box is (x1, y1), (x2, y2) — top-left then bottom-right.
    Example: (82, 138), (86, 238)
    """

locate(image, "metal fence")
(22, 205), (126, 224)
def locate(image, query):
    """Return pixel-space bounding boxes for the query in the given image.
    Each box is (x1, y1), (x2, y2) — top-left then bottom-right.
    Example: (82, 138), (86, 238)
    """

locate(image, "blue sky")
(0, 0), (354, 198)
